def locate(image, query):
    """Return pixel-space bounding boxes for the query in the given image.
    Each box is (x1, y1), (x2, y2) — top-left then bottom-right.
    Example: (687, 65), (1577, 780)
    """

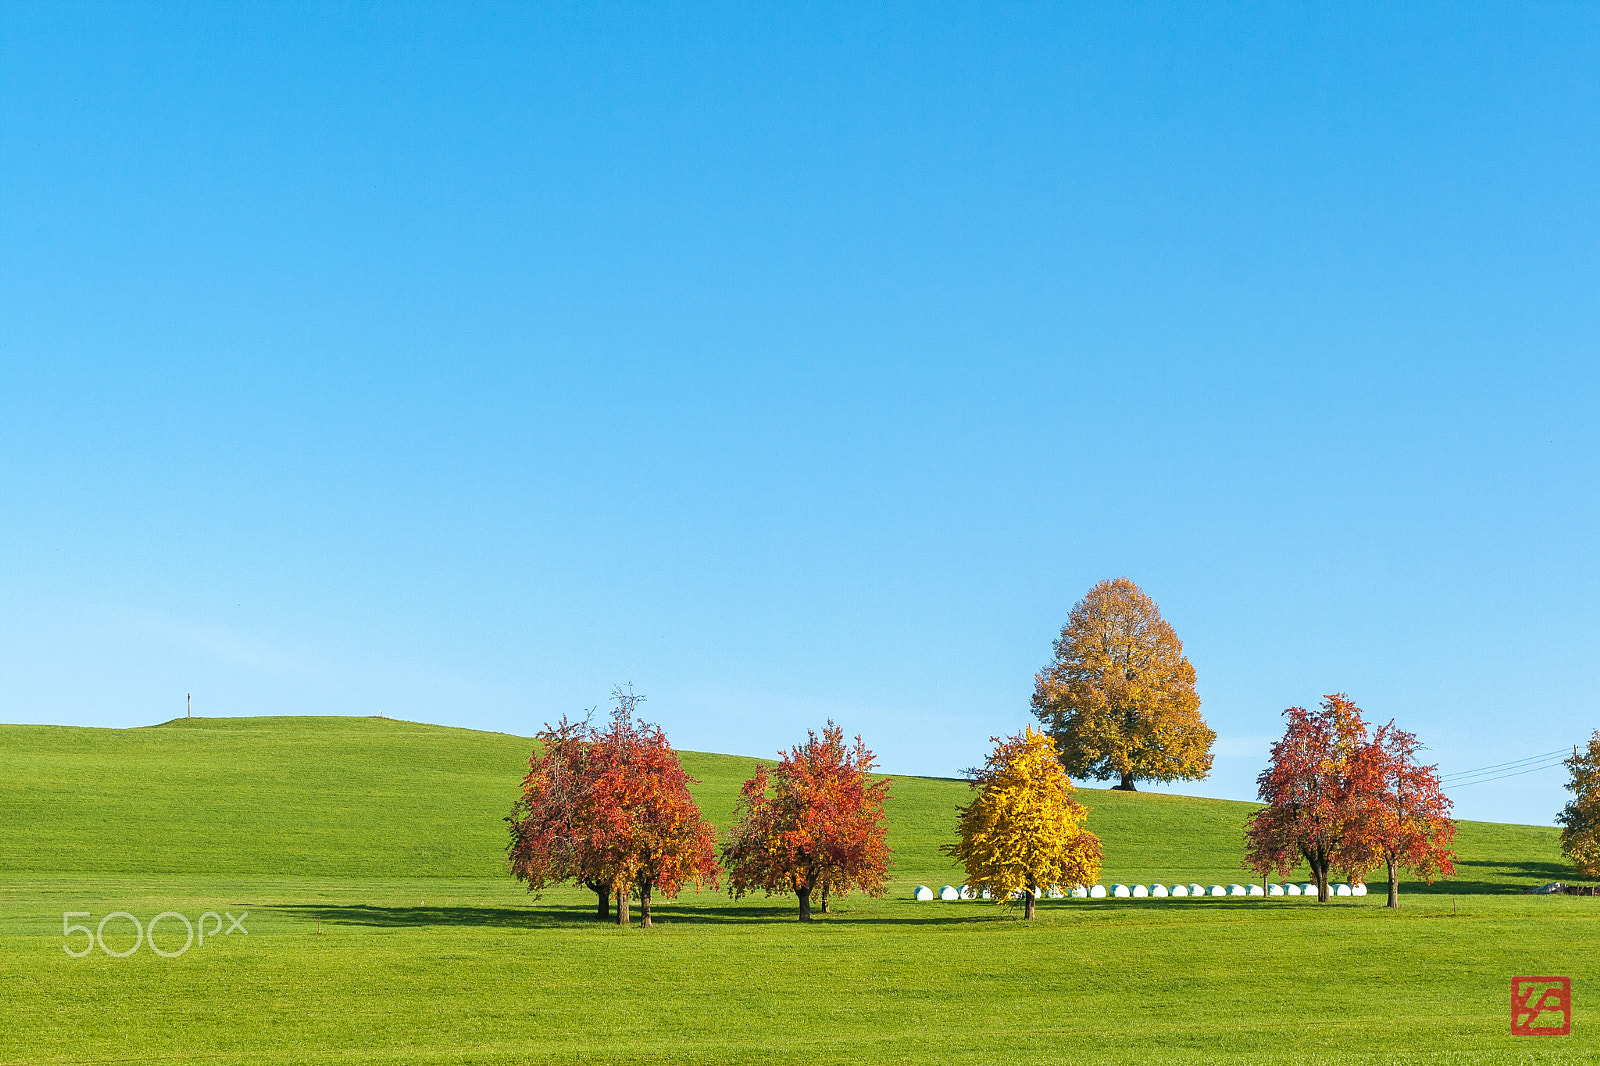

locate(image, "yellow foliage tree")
(1031, 577), (1215, 791)
(1558, 731), (1600, 878)
(943, 727), (1102, 919)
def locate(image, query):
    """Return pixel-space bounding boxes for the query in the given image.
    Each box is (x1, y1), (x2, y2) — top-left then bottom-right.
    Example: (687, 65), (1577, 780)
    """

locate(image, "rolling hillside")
(0, 715), (1566, 890)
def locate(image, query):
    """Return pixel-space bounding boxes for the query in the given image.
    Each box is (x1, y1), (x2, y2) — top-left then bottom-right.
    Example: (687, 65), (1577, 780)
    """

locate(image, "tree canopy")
(1031, 577), (1215, 790)
(721, 723), (890, 922)
(1244, 694), (1455, 904)
(943, 726), (1102, 919)
(584, 692), (720, 927)
(1361, 721), (1455, 908)
(506, 687), (718, 927)
(506, 714), (615, 916)
(1558, 731), (1600, 878)
(1244, 695), (1376, 902)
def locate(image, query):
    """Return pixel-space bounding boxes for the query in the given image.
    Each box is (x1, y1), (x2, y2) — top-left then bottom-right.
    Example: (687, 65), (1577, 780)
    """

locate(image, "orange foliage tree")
(721, 723), (890, 922)
(1031, 578), (1215, 791)
(506, 688), (719, 927)
(943, 727), (1102, 920)
(585, 693), (720, 928)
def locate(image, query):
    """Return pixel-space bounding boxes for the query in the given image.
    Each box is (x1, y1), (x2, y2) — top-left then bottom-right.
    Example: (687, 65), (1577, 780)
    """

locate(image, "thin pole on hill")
(187, 694), (191, 718)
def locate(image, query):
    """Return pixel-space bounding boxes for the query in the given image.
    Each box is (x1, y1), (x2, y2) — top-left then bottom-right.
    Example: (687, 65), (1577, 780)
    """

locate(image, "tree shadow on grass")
(1403, 859), (1577, 895)
(269, 900), (990, 930)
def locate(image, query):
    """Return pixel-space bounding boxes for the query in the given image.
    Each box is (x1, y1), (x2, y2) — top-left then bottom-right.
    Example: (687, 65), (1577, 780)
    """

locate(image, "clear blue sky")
(2, 3), (1595, 827)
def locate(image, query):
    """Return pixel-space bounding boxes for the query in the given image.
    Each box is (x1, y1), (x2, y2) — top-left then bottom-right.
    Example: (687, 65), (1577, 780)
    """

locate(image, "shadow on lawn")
(1403, 858), (1575, 895)
(270, 901), (990, 929)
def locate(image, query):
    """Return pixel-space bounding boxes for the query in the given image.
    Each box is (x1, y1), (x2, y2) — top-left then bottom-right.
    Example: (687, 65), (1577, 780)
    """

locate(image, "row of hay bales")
(912, 882), (1368, 901)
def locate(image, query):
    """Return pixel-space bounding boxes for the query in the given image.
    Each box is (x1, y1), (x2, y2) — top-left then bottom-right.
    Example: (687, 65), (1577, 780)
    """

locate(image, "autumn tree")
(585, 693), (720, 928)
(1558, 731), (1600, 878)
(506, 715), (617, 918)
(944, 726), (1102, 920)
(721, 723), (890, 922)
(507, 687), (719, 928)
(1031, 577), (1215, 791)
(1245, 694), (1382, 902)
(1359, 722), (1456, 908)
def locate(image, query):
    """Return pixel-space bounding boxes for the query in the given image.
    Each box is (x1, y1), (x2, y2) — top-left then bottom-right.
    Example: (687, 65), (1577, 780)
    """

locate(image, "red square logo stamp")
(1511, 976), (1571, 1035)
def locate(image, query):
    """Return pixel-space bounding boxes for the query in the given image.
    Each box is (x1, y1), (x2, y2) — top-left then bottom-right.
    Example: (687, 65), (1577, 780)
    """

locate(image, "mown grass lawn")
(1, 716), (1592, 1064)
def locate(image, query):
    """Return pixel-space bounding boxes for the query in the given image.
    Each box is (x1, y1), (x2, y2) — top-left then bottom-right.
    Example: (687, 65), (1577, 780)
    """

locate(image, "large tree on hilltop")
(1558, 731), (1600, 878)
(944, 726), (1102, 920)
(721, 723), (890, 922)
(1031, 577), (1215, 790)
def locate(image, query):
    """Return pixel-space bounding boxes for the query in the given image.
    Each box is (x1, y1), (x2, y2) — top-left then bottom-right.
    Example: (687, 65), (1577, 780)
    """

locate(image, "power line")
(1440, 758), (1561, 784)
(1445, 758), (1567, 785)
(1444, 757), (1568, 784)
(1440, 749), (1568, 781)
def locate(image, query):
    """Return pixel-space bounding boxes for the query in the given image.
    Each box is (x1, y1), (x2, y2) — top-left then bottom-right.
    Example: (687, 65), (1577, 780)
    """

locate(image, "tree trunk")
(616, 887), (629, 926)
(819, 882), (831, 914)
(797, 886), (813, 922)
(639, 878), (653, 929)
(1386, 857), (1399, 909)
(1314, 860), (1330, 903)
(595, 886), (609, 920)
(1113, 772), (1137, 791)
(1024, 889), (1037, 920)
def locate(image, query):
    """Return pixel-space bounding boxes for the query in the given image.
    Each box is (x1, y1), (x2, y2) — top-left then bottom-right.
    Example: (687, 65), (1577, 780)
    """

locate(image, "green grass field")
(1, 715), (1593, 1064)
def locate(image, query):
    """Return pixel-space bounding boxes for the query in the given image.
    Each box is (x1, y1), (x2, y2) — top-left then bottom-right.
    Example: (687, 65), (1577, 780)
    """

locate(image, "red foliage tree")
(721, 722), (891, 922)
(1244, 694), (1382, 902)
(1354, 722), (1456, 908)
(507, 688), (719, 928)
(506, 715), (616, 918)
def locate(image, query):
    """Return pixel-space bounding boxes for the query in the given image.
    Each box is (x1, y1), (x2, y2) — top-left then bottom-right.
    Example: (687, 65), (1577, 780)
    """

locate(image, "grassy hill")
(1, 715), (1594, 1065)
(0, 715), (1567, 890)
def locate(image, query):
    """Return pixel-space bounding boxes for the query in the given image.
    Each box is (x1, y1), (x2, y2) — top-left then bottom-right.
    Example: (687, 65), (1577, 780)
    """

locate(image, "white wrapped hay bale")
(1151, 884), (1170, 897)
(913, 885), (934, 901)
(1046, 885), (1064, 899)
(1089, 884), (1107, 898)
(1131, 884), (1149, 897)
(939, 885), (960, 901)
(1187, 883), (1204, 896)
(1070, 885), (1089, 899)
(1352, 883), (1367, 897)
(1267, 883), (1284, 896)
(1227, 884), (1247, 896)
(1247, 884), (1265, 896)
(959, 884), (978, 900)
(1208, 885), (1226, 897)
(1170, 883), (1189, 897)
(1112, 884), (1131, 898)
(1283, 883), (1301, 896)
(1334, 883), (1352, 897)
(1300, 883), (1317, 895)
